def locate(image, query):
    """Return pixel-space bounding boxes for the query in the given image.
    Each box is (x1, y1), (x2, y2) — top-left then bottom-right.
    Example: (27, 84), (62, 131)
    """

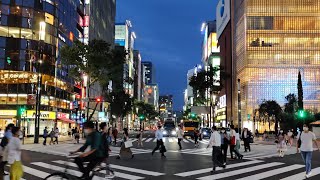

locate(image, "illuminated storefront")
(234, 0), (320, 131)
(0, 0), (83, 133)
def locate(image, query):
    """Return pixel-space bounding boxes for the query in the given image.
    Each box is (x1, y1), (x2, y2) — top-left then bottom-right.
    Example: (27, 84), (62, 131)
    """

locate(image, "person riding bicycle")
(70, 121), (104, 179)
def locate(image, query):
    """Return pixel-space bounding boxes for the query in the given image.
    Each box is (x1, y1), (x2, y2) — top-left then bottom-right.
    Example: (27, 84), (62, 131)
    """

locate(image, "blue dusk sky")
(116, 0), (219, 110)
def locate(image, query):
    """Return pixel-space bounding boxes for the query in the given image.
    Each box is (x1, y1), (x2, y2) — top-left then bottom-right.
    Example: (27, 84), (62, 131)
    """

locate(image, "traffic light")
(96, 98), (101, 102)
(6, 57), (11, 65)
(190, 113), (197, 118)
(139, 115), (145, 120)
(18, 106), (26, 116)
(298, 110), (305, 118)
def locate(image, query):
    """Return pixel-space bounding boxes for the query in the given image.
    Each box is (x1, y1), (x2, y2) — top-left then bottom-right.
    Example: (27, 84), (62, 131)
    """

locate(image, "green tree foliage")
(258, 100), (283, 133)
(134, 101), (159, 121)
(297, 71), (304, 110)
(106, 91), (133, 125)
(284, 93), (298, 114)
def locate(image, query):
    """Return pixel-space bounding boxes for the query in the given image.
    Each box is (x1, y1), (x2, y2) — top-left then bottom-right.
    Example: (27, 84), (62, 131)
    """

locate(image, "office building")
(141, 61), (155, 85)
(159, 95), (173, 118)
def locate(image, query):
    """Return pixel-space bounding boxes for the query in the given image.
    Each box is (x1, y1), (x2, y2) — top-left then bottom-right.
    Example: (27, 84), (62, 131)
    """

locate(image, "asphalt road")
(7, 137), (320, 180)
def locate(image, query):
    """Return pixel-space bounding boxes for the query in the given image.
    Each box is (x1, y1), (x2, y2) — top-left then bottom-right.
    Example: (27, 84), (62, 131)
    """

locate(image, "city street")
(8, 137), (320, 180)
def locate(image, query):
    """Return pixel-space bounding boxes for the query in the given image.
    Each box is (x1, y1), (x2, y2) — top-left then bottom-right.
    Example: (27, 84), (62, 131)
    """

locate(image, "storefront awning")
(57, 117), (75, 124)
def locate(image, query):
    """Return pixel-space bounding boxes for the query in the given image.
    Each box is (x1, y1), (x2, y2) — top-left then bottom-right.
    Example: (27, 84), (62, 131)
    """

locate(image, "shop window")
(7, 95), (18, 105)
(8, 15), (22, 27)
(0, 96), (6, 104)
(247, 16), (273, 30)
(8, 27), (20, 38)
(0, 26), (9, 37)
(15, 0), (23, 5)
(1, 5), (9, 15)
(18, 84), (27, 94)
(20, 28), (32, 39)
(17, 95), (27, 105)
(19, 60), (26, 70)
(0, 15), (8, 26)
(0, 84), (7, 93)
(10, 6), (21, 16)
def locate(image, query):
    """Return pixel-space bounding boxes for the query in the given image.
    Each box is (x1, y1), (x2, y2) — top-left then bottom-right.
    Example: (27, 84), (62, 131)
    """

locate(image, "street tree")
(134, 101), (159, 130)
(258, 100), (283, 133)
(284, 93), (298, 114)
(297, 70), (304, 110)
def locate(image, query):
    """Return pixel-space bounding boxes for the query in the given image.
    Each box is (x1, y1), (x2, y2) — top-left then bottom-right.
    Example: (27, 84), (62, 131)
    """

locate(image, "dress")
(277, 134), (287, 152)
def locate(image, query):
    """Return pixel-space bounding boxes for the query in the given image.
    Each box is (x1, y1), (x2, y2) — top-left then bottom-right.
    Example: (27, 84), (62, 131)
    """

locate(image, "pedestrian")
(241, 128), (252, 152)
(7, 126), (23, 180)
(107, 127), (112, 145)
(263, 129), (268, 141)
(74, 127), (80, 144)
(220, 127), (229, 163)
(194, 128), (199, 148)
(99, 123), (114, 178)
(152, 125), (166, 157)
(112, 128), (118, 146)
(255, 129), (259, 138)
(0, 123), (15, 177)
(287, 129), (293, 147)
(206, 126), (226, 174)
(117, 128), (134, 159)
(235, 129), (243, 159)
(177, 125), (184, 150)
(43, 127), (48, 146)
(199, 127), (203, 141)
(49, 128), (55, 145)
(297, 124), (320, 178)
(229, 125), (242, 159)
(277, 130), (287, 157)
(54, 127), (59, 144)
(71, 127), (75, 138)
(137, 130), (143, 147)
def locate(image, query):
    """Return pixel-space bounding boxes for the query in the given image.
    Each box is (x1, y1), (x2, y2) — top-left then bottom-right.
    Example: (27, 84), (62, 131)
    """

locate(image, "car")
(201, 128), (212, 139)
(163, 128), (177, 137)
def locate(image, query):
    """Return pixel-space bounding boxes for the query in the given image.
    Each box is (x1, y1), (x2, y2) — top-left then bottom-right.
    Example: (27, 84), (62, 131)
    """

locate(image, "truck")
(163, 118), (176, 137)
(182, 120), (199, 137)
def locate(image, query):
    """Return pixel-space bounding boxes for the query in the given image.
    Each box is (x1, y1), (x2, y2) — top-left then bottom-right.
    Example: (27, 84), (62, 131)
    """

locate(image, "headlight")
(184, 131), (188, 133)
(171, 131), (176, 135)
(203, 132), (207, 135)
(163, 131), (167, 135)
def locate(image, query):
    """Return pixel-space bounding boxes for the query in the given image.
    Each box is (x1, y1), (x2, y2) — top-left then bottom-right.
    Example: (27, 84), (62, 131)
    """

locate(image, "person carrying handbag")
(116, 128), (134, 159)
(229, 125), (242, 159)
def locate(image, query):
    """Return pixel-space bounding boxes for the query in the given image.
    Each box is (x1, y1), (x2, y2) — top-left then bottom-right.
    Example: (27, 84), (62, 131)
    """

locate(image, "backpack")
(297, 132), (302, 148)
(0, 136), (8, 148)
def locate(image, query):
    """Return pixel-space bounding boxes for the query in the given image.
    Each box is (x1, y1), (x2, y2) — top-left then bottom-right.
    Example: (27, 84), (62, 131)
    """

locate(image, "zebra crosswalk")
(6, 160), (165, 180)
(137, 137), (210, 144)
(174, 160), (320, 180)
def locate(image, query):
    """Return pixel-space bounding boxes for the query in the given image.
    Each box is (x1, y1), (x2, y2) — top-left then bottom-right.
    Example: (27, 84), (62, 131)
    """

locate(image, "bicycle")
(44, 154), (115, 180)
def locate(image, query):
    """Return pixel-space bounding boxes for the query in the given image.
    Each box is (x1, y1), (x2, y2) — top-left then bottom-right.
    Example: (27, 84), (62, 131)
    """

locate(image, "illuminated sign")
(0, 110), (16, 116)
(58, 34), (66, 43)
(84, 16), (89, 27)
(69, 32), (74, 41)
(79, 17), (83, 27)
(216, 0), (230, 39)
(57, 112), (70, 119)
(115, 25), (126, 41)
(219, 95), (226, 108)
(211, 33), (220, 53)
(23, 111), (56, 119)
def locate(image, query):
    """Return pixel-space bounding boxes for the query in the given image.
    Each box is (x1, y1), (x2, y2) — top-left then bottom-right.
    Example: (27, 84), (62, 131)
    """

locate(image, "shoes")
(306, 172), (312, 178)
(131, 155), (134, 159)
(239, 155), (244, 159)
(210, 170), (215, 174)
(116, 156), (120, 159)
(222, 165), (226, 169)
(161, 155), (166, 158)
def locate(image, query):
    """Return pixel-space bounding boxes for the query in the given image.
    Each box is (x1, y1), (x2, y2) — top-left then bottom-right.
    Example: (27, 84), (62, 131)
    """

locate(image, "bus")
(182, 120), (199, 137)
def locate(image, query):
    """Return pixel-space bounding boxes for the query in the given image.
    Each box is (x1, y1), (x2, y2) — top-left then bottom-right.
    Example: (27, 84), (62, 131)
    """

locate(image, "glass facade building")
(234, 0), (320, 131)
(0, 0), (84, 134)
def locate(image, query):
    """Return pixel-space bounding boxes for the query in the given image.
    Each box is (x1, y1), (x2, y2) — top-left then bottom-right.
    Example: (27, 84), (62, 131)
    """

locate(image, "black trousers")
(75, 154), (103, 177)
(178, 138), (182, 149)
(43, 136), (47, 145)
(212, 146), (224, 170)
(221, 144), (228, 163)
(152, 139), (164, 155)
(54, 137), (58, 144)
(244, 139), (251, 152)
(230, 145), (241, 158)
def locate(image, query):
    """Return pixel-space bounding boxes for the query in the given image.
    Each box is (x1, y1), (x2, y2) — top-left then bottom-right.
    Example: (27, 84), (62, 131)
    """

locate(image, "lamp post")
(34, 21), (45, 144)
(237, 79), (241, 133)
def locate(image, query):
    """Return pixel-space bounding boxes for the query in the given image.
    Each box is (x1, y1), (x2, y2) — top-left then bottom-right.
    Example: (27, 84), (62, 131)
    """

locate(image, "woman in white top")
(7, 126), (23, 180)
(287, 129), (293, 147)
(297, 124), (320, 178)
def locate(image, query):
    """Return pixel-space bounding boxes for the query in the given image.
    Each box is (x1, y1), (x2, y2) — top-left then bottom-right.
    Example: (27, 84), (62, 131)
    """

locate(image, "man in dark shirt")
(71, 121), (104, 179)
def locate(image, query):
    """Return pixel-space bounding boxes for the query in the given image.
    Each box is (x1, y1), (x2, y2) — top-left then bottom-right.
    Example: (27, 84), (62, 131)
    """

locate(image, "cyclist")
(70, 121), (104, 179)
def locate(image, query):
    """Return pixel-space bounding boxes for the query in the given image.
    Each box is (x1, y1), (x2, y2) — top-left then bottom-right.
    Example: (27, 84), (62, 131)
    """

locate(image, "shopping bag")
(124, 141), (133, 148)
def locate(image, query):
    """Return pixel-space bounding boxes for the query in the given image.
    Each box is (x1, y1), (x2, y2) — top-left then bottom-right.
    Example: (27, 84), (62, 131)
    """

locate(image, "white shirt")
(7, 137), (21, 164)
(177, 129), (184, 139)
(155, 129), (163, 140)
(235, 133), (240, 141)
(230, 129), (236, 137)
(208, 131), (221, 147)
(300, 131), (316, 152)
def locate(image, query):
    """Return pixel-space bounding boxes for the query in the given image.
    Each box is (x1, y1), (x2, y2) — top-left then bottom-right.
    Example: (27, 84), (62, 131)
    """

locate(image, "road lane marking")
(168, 138), (174, 142)
(236, 164), (304, 180)
(145, 138), (153, 142)
(280, 167), (320, 180)
(198, 162), (283, 180)
(175, 160), (263, 177)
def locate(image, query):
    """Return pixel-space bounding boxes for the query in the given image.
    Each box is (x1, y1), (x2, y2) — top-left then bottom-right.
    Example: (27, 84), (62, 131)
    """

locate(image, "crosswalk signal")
(6, 57), (11, 65)
(139, 115), (145, 120)
(18, 106), (26, 116)
(298, 110), (305, 118)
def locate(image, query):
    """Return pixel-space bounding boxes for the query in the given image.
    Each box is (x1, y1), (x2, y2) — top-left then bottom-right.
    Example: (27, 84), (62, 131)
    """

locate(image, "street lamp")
(34, 21), (46, 144)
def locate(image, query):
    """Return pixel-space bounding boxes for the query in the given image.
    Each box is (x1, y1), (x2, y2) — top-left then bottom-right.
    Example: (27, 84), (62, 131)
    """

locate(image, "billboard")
(115, 25), (127, 41)
(216, 0), (230, 39)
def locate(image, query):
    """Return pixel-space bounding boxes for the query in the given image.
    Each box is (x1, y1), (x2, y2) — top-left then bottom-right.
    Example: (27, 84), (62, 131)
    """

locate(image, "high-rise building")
(143, 84), (159, 111)
(159, 95), (173, 118)
(133, 50), (142, 101)
(0, 0), (84, 135)
(233, 0), (320, 131)
(141, 61), (155, 85)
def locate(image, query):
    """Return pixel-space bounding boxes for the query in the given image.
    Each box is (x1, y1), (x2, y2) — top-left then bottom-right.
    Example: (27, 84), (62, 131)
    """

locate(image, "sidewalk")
(22, 135), (74, 144)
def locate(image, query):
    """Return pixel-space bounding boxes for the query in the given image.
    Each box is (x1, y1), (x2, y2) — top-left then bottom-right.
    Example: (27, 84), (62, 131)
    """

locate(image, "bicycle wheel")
(44, 172), (74, 180)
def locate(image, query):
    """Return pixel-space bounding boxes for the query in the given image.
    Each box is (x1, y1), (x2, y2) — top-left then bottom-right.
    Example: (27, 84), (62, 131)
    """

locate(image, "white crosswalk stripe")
(174, 159), (319, 180)
(6, 160), (165, 180)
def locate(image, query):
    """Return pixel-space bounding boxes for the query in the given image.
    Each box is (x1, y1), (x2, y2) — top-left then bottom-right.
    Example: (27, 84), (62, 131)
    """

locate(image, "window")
(22, 8), (33, 18)
(1, 5), (9, 15)
(0, 15), (8, 26)
(23, 0), (35, 8)
(8, 27), (20, 38)
(45, 12), (54, 25)
(0, 26), (9, 37)
(247, 16), (273, 30)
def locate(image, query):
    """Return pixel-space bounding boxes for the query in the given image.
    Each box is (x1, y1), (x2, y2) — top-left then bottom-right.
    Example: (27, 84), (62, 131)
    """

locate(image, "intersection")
(8, 137), (320, 180)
